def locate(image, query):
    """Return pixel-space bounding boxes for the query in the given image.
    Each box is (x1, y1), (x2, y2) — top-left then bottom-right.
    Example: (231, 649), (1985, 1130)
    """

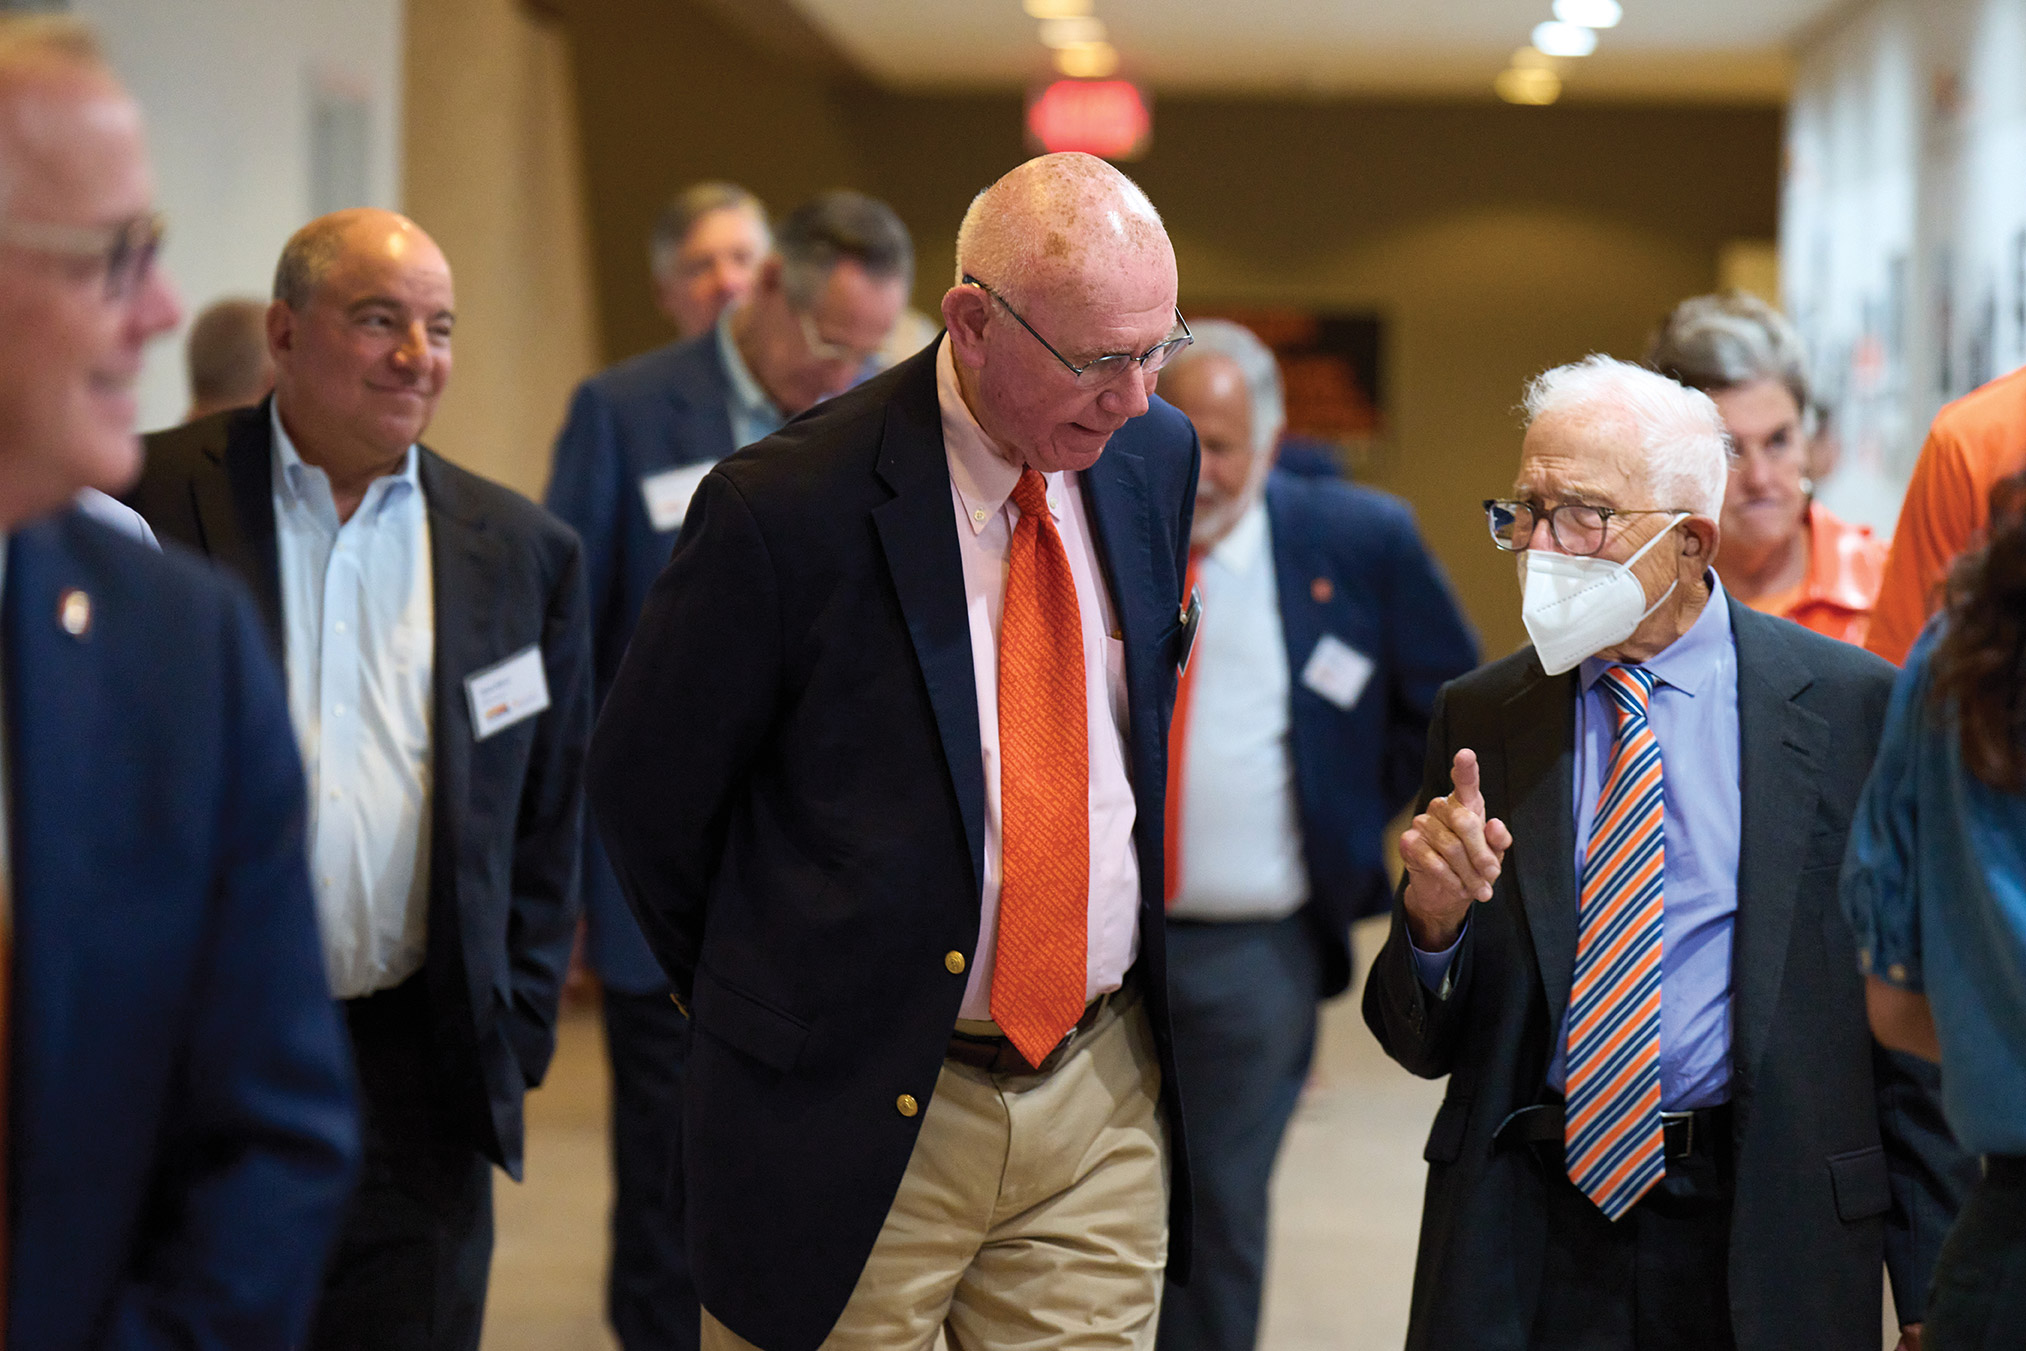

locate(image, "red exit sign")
(1026, 80), (1152, 161)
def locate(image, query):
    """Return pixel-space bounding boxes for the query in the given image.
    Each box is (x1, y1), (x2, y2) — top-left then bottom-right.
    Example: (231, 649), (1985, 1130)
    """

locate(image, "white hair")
(1167, 319), (1285, 457)
(1522, 354), (1731, 519)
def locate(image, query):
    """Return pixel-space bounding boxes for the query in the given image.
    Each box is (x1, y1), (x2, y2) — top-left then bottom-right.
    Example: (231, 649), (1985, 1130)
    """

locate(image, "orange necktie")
(992, 468), (1090, 1068)
(1163, 551), (1203, 906)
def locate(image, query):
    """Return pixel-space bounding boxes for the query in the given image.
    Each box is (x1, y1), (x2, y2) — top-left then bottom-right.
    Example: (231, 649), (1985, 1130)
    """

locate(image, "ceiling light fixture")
(1056, 40), (1120, 78)
(1023, 0), (1093, 18)
(1552, 0), (1623, 27)
(1531, 20), (1598, 57)
(1495, 65), (1562, 105)
(1039, 15), (1107, 48)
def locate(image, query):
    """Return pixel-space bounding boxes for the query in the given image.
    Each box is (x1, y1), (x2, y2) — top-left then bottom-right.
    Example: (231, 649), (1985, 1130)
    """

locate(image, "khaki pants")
(703, 992), (1169, 1351)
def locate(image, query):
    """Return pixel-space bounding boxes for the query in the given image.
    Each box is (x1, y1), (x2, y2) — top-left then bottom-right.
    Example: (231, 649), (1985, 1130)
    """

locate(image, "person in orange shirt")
(1862, 364), (2026, 665)
(1649, 291), (1887, 646)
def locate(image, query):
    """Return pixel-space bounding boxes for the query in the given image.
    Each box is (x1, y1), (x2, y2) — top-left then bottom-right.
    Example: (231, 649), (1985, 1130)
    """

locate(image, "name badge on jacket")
(1301, 633), (1375, 711)
(641, 464), (713, 532)
(466, 644), (551, 740)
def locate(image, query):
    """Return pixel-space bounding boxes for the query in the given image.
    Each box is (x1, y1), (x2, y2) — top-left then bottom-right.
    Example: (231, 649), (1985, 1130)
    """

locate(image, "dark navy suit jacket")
(129, 404), (593, 1179)
(587, 339), (1201, 1351)
(546, 334), (736, 993)
(1262, 470), (1477, 997)
(7, 510), (359, 1348)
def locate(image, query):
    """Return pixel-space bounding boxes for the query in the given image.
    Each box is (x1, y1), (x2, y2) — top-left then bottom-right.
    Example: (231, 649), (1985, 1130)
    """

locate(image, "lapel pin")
(1311, 577), (1335, 604)
(58, 588), (91, 638)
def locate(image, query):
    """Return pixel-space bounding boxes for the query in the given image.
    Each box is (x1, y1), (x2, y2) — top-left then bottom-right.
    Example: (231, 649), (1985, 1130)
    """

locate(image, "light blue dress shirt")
(1842, 621), (2026, 1156)
(272, 404), (436, 1000)
(716, 312), (786, 450)
(1415, 577), (1741, 1110)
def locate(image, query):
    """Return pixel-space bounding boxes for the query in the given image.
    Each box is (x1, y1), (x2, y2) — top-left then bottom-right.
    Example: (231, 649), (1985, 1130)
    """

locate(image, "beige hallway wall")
(406, 0), (600, 500)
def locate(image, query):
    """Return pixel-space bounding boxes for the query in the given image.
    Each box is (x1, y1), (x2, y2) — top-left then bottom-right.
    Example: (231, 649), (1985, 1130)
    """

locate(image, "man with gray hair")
(1155, 321), (1474, 1351)
(1362, 354), (1960, 1350)
(547, 187), (910, 1351)
(590, 152), (1198, 1351)
(651, 181), (770, 340)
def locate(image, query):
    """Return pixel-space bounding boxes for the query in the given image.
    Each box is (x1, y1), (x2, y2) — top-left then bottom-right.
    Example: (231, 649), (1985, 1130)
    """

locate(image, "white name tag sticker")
(641, 464), (712, 532)
(1301, 634), (1375, 711)
(465, 644), (550, 740)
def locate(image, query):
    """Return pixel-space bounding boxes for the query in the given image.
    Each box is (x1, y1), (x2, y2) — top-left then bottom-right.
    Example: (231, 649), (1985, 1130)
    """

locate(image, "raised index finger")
(1451, 748), (1485, 815)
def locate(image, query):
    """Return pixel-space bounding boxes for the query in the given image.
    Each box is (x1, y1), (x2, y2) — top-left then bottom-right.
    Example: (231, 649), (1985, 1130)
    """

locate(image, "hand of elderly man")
(1400, 749), (1513, 951)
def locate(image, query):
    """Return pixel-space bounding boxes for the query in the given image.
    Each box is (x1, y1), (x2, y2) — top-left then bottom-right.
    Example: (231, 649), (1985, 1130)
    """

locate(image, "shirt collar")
(1205, 496), (1270, 573)
(936, 335), (1066, 535)
(716, 310), (784, 429)
(271, 400), (421, 517)
(1579, 571), (1733, 697)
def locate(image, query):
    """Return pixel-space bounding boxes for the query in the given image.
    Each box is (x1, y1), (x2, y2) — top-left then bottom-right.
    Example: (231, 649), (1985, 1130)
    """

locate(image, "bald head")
(942, 154), (1182, 474)
(268, 209), (455, 496)
(955, 152), (1172, 307)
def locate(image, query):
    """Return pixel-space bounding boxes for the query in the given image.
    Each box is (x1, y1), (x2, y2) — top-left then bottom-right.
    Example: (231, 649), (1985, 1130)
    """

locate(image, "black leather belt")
(1496, 1101), (1731, 1162)
(946, 987), (1121, 1077)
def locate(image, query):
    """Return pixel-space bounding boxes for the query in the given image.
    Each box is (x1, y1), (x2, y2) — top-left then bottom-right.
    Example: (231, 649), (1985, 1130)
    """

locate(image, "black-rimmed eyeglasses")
(0, 211), (164, 302)
(962, 273), (1191, 385)
(1484, 499), (1688, 557)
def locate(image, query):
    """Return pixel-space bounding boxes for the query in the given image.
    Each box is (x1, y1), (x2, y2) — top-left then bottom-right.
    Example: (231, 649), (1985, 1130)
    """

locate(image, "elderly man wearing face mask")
(1154, 321), (1474, 1351)
(1363, 356), (1967, 1351)
(1647, 292), (1886, 648)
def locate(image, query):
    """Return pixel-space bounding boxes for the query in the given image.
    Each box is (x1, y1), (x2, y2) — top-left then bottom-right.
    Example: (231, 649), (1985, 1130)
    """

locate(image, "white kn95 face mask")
(1520, 513), (1689, 676)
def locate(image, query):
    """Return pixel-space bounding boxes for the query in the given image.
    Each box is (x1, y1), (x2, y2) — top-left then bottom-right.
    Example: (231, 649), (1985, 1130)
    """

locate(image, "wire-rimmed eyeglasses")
(0, 210), (164, 301)
(1483, 499), (1689, 557)
(962, 273), (1191, 384)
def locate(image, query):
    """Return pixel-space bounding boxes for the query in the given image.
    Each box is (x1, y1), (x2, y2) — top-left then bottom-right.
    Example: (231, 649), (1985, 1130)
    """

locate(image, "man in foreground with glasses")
(0, 16), (361, 1345)
(1363, 355), (1964, 1351)
(545, 188), (909, 1351)
(590, 152), (1200, 1351)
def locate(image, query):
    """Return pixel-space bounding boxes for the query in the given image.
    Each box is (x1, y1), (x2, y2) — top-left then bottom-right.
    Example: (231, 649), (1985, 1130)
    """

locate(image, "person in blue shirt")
(1843, 468), (2026, 1349)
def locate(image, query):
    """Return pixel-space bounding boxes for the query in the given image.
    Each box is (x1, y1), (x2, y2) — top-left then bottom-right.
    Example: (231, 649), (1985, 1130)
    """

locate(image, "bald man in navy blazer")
(0, 20), (358, 1347)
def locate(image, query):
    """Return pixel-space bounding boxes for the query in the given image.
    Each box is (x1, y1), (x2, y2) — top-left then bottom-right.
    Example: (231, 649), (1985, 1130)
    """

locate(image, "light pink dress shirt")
(936, 337), (1142, 1021)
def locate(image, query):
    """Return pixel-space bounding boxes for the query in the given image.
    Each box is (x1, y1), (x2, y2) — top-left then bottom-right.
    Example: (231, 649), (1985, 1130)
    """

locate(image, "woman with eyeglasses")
(1648, 291), (1887, 646)
(1842, 469), (2026, 1347)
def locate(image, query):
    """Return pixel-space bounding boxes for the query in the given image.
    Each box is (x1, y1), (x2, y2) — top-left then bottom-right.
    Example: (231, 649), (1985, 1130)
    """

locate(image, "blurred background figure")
(543, 185), (911, 1351)
(651, 181), (770, 341)
(183, 294), (274, 421)
(1844, 469), (2026, 1348)
(1648, 291), (1886, 647)
(1865, 366), (2026, 666)
(0, 15), (360, 1347)
(1156, 321), (1476, 1351)
(132, 209), (593, 1351)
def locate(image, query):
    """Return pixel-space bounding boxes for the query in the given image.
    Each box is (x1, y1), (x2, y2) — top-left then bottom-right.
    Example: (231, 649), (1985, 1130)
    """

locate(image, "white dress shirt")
(1168, 500), (1310, 921)
(273, 404), (435, 1000)
(936, 338), (1141, 1021)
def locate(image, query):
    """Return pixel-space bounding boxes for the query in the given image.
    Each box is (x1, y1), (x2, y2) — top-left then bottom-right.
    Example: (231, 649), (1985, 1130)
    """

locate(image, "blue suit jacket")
(1262, 470), (1478, 997)
(7, 510), (359, 1348)
(546, 334), (736, 993)
(587, 339), (1201, 1351)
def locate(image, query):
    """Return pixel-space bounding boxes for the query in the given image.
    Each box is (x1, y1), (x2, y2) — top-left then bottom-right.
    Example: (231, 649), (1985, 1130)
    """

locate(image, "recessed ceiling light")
(1531, 20), (1598, 57)
(1495, 66), (1562, 105)
(1024, 0), (1093, 18)
(1040, 15), (1106, 48)
(1056, 40), (1120, 78)
(1553, 0), (1623, 28)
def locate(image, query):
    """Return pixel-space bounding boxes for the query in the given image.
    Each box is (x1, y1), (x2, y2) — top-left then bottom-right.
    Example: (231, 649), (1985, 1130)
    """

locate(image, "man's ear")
(1680, 515), (1718, 560)
(755, 255), (785, 298)
(942, 285), (990, 369)
(265, 300), (294, 358)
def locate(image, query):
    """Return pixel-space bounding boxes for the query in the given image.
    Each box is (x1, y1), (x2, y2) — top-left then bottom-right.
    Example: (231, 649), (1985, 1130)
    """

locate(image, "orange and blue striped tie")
(1565, 664), (1666, 1220)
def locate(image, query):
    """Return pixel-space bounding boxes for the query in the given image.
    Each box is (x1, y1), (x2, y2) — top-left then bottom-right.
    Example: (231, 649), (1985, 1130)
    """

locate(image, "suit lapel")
(870, 346), (986, 893)
(192, 402), (283, 649)
(5, 523), (100, 1190)
(419, 451), (507, 1018)
(1265, 475), (1324, 696)
(1728, 601), (1824, 1094)
(1503, 660), (1579, 1035)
